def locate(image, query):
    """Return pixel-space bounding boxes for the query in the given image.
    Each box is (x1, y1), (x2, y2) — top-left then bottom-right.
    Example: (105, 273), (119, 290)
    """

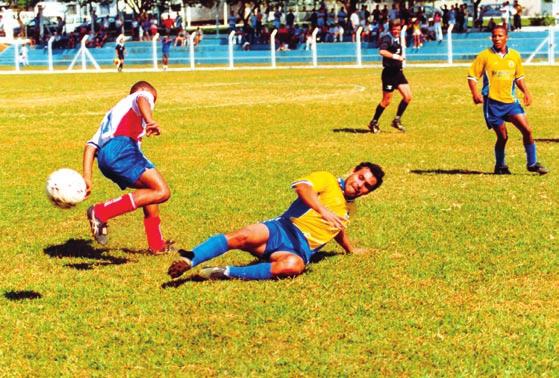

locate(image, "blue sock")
(494, 146), (506, 167)
(226, 263), (273, 280)
(524, 143), (537, 166)
(191, 234), (228, 267)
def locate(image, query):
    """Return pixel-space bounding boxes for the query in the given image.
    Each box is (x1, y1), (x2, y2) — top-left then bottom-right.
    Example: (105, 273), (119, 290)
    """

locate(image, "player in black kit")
(368, 19), (412, 133)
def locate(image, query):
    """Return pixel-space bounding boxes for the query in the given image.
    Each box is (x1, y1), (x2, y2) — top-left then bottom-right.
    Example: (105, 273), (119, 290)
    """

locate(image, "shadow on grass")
(332, 128), (371, 134)
(535, 138), (559, 143)
(161, 251), (340, 289)
(4, 290), (42, 301)
(44, 238), (131, 270)
(410, 169), (493, 175)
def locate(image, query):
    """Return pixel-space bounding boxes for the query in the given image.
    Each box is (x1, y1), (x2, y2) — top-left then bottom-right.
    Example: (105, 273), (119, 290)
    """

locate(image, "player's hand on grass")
(319, 208), (346, 230)
(145, 121), (160, 137)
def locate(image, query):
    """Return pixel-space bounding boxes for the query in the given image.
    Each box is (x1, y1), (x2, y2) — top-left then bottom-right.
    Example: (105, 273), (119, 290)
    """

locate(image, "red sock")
(94, 193), (136, 222)
(144, 216), (165, 251)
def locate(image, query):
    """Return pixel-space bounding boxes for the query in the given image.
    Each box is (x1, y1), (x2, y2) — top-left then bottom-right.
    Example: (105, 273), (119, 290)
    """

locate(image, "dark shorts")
(262, 217), (314, 264)
(381, 68), (408, 92)
(97, 136), (155, 190)
(483, 97), (524, 129)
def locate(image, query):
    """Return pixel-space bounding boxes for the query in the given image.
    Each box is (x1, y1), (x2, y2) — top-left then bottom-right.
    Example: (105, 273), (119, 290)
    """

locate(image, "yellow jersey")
(468, 47), (525, 104)
(283, 171), (354, 250)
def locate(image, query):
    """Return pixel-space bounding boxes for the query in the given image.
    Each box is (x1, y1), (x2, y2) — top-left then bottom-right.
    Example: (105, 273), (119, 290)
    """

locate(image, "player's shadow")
(332, 128), (372, 134)
(4, 290), (42, 301)
(161, 251), (340, 289)
(410, 169), (493, 175)
(535, 138), (559, 143)
(310, 250), (338, 264)
(44, 238), (130, 270)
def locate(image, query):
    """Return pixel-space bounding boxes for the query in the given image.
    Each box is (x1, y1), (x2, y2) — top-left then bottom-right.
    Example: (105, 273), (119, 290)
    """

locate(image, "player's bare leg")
(508, 114), (548, 175)
(392, 84), (412, 132)
(132, 169), (172, 254)
(169, 223), (274, 279)
(131, 168), (171, 207)
(493, 124), (511, 174)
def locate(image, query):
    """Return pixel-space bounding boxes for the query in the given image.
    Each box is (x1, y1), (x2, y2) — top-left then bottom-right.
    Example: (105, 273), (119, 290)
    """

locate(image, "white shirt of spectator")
(350, 11), (360, 29)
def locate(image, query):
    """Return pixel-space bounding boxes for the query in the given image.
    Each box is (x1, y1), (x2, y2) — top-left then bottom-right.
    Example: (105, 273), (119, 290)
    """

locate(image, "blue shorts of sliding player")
(262, 217), (314, 264)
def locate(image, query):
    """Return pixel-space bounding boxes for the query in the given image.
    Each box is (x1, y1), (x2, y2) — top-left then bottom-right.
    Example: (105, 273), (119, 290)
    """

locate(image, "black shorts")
(381, 68), (408, 92)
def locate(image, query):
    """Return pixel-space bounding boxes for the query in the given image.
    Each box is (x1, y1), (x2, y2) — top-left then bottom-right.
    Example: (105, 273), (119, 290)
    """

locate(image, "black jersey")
(379, 34), (402, 70)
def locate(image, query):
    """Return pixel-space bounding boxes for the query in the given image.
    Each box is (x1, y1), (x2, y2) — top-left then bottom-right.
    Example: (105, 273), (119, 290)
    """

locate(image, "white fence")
(1, 26), (558, 74)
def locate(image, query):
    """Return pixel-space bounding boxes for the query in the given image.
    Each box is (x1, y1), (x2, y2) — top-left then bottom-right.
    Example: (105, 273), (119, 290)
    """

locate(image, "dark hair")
(389, 19), (401, 29)
(492, 24), (507, 35)
(130, 80), (156, 94)
(355, 162), (385, 191)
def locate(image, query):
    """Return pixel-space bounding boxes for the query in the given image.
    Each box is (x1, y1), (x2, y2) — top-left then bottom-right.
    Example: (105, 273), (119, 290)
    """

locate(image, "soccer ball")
(46, 168), (87, 209)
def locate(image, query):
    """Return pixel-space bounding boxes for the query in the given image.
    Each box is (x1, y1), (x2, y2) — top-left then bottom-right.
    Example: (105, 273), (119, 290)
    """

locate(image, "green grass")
(0, 67), (558, 376)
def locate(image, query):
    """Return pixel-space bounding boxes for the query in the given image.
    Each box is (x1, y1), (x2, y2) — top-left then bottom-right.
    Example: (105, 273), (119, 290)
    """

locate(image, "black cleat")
(167, 250), (194, 278)
(198, 266), (230, 281)
(368, 119), (380, 134)
(494, 165), (512, 175)
(391, 118), (406, 132)
(527, 162), (549, 175)
(87, 206), (108, 245)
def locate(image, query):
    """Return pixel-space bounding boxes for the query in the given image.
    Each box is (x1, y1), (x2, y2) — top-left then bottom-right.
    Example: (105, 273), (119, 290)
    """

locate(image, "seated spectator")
(175, 29), (187, 47)
(193, 27), (203, 46)
(277, 24), (290, 50)
(486, 17), (496, 32)
(334, 23), (345, 42)
(162, 15), (174, 34)
(149, 20), (158, 38)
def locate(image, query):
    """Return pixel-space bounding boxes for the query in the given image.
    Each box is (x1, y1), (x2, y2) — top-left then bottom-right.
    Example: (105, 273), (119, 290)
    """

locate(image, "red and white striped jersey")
(87, 90), (155, 150)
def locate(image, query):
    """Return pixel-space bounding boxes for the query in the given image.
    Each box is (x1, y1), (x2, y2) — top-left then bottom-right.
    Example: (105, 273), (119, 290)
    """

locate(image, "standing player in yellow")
(168, 162), (385, 280)
(467, 25), (548, 175)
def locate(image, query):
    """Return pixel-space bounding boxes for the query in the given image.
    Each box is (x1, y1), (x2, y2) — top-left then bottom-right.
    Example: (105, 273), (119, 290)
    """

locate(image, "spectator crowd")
(2, 0), (525, 52)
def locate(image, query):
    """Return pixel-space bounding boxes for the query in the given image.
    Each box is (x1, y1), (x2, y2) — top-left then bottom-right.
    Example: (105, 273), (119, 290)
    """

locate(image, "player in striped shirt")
(83, 81), (173, 254)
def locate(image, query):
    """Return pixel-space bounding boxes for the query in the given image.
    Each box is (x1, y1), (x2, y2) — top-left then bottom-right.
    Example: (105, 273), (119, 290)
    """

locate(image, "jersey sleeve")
(132, 90), (155, 114)
(86, 126), (102, 149)
(291, 171), (336, 194)
(468, 51), (486, 81)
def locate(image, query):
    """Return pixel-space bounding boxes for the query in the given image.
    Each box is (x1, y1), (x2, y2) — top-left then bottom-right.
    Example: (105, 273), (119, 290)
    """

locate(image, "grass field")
(0, 66), (558, 376)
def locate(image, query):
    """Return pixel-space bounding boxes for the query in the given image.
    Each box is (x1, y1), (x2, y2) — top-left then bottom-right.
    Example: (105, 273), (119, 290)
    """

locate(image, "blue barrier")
(0, 30), (555, 68)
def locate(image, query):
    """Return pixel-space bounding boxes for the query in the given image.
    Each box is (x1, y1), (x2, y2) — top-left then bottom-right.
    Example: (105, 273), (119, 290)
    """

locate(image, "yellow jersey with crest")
(282, 171), (354, 250)
(468, 47), (525, 104)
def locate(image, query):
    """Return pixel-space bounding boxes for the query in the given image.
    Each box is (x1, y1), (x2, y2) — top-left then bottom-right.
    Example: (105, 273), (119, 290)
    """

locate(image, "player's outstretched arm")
(137, 96), (160, 136)
(82, 144), (97, 198)
(294, 183), (346, 230)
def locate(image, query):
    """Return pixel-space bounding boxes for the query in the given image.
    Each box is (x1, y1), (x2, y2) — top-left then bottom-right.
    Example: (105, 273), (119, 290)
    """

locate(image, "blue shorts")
(483, 97), (524, 129)
(97, 136), (155, 190)
(262, 218), (314, 264)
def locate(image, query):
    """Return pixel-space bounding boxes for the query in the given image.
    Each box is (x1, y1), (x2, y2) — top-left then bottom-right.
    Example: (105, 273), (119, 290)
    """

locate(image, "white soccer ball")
(46, 168), (87, 209)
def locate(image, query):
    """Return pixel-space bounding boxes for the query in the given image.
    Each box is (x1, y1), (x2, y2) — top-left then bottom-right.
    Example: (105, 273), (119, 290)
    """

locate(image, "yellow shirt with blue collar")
(468, 47), (525, 104)
(282, 171), (354, 250)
